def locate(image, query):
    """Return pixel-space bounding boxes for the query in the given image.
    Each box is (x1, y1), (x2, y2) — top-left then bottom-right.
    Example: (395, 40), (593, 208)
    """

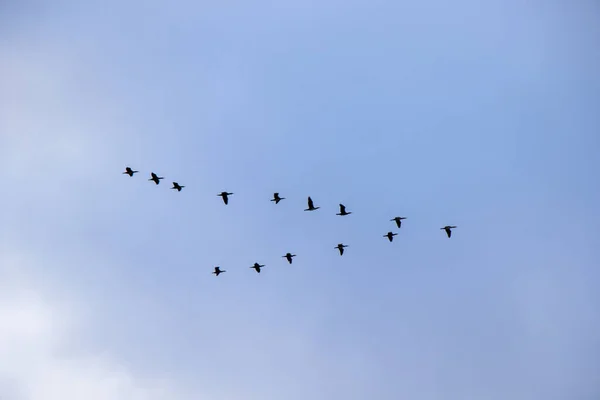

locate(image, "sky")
(1, 0), (599, 399)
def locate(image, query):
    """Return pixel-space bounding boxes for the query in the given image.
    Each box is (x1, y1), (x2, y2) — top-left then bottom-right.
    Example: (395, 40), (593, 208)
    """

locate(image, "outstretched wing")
(339, 204), (346, 213)
(307, 196), (314, 208)
(223, 195), (229, 205)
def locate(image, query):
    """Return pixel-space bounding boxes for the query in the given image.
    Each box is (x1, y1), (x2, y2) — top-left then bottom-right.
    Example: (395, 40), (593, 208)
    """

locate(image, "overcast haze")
(1, 1), (599, 399)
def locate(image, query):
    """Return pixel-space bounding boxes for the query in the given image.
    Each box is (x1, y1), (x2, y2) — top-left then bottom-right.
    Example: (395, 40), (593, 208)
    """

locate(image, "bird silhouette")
(212, 266), (225, 276)
(384, 231), (398, 242)
(304, 196), (320, 211)
(123, 167), (138, 177)
(171, 182), (185, 192)
(282, 252), (296, 264)
(250, 263), (265, 273)
(149, 172), (164, 185)
(335, 243), (348, 255)
(336, 203), (352, 216)
(218, 191), (234, 205)
(441, 225), (457, 238)
(271, 192), (285, 204)
(391, 216), (407, 228)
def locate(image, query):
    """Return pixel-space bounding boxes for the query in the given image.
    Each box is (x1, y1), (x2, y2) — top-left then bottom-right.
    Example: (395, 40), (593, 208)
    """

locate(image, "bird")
(250, 263), (265, 273)
(336, 203), (352, 216)
(171, 182), (185, 192)
(218, 191), (234, 205)
(304, 196), (320, 211)
(271, 192), (285, 204)
(335, 243), (348, 255)
(123, 167), (138, 177)
(212, 266), (225, 276)
(149, 172), (164, 185)
(441, 225), (457, 238)
(384, 231), (398, 242)
(390, 216), (407, 228)
(282, 252), (296, 264)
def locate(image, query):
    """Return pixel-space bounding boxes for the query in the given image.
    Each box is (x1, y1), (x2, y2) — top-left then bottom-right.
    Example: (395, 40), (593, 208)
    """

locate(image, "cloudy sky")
(1, 1), (599, 399)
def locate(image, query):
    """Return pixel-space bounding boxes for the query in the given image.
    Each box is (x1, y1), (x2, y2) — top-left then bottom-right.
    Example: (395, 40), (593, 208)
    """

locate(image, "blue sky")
(1, 1), (599, 399)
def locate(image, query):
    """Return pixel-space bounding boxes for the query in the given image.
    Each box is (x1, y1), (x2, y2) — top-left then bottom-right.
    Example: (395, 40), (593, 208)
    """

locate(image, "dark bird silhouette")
(250, 262), (265, 273)
(123, 167), (138, 177)
(271, 192), (285, 204)
(391, 216), (407, 228)
(212, 266), (225, 276)
(282, 252), (296, 264)
(171, 182), (185, 192)
(384, 231), (398, 242)
(441, 225), (457, 238)
(335, 243), (348, 255)
(218, 191), (234, 205)
(149, 172), (164, 185)
(336, 203), (352, 216)
(304, 196), (320, 211)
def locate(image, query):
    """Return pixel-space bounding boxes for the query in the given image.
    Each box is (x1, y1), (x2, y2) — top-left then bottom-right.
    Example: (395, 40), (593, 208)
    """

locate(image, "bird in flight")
(384, 231), (398, 242)
(304, 196), (320, 211)
(212, 266), (225, 276)
(390, 216), (407, 228)
(282, 252), (296, 264)
(218, 191), (234, 205)
(149, 172), (164, 185)
(336, 203), (352, 216)
(441, 225), (457, 238)
(271, 192), (285, 204)
(335, 243), (348, 255)
(123, 167), (138, 177)
(171, 182), (185, 192)
(250, 263), (265, 273)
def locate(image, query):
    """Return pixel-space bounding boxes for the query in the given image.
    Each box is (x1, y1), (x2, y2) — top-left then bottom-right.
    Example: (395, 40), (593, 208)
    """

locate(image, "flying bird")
(390, 216), (407, 228)
(250, 263), (265, 273)
(218, 191), (234, 205)
(335, 243), (348, 255)
(171, 182), (185, 192)
(441, 225), (457, 238)
(304, 196), (320, 211)
(282, 252), (296, 264)
(123, 167), (138, 177)
(212, 266), (225, 276)
(149, 172), (164, 185)
(271, 192), (285, 204)
(384, 231), (398, 242)
(336, 203), (352, 216)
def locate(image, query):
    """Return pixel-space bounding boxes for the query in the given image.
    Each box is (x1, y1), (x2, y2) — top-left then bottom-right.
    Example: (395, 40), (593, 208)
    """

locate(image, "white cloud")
(0, 252), (190, 400)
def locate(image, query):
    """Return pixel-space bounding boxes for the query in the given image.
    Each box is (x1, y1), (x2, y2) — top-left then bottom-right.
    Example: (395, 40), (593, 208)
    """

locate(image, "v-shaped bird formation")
(123, 166), (458, 276)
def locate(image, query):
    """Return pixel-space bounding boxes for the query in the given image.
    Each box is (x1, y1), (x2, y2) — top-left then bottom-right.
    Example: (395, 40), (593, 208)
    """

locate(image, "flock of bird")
(123, 166), (458, 276)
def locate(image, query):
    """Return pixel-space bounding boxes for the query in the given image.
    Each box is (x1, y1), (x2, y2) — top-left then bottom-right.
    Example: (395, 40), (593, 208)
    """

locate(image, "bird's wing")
(307, 197), (314, 208)
(224, 196), (228, 204)
(340, 204), (346, 213)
